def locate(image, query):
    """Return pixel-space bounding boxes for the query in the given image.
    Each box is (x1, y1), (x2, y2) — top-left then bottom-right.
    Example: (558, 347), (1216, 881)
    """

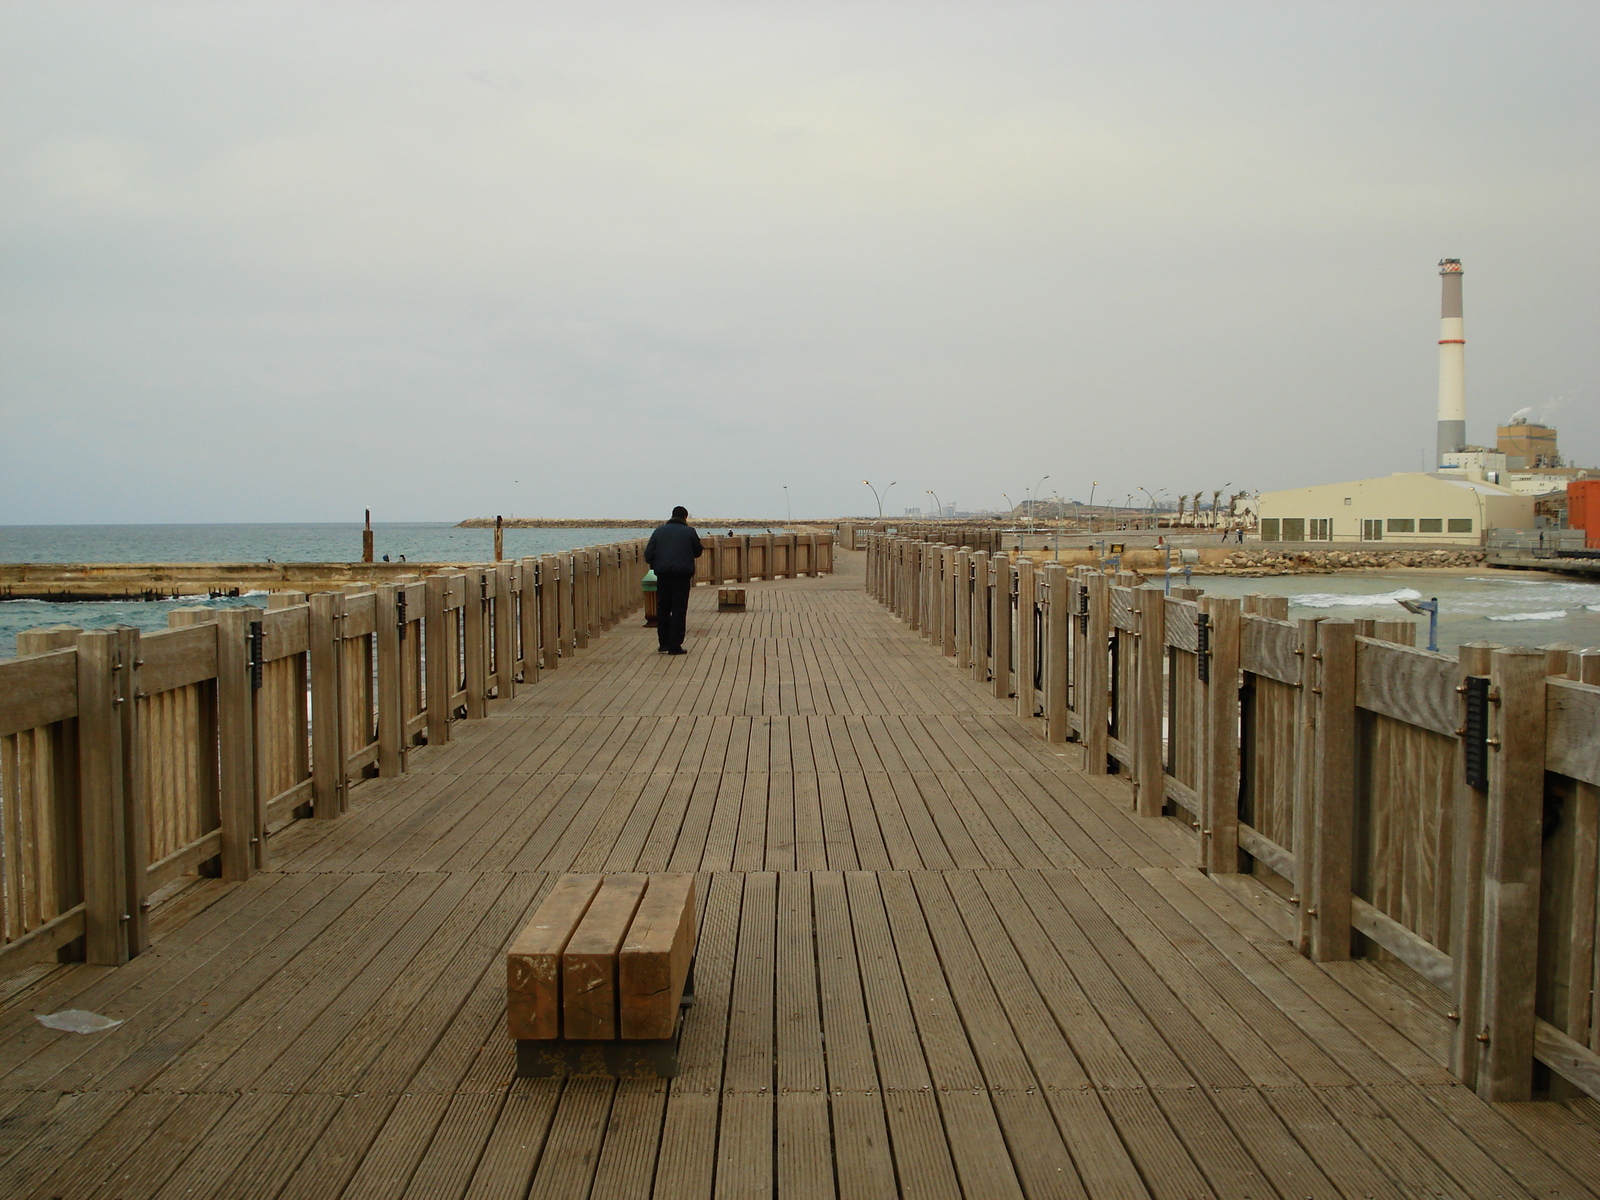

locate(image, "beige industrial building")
(1257, 472), (1533, 545)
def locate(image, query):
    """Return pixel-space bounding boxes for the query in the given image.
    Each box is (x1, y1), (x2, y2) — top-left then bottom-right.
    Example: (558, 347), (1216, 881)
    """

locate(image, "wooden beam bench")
(507, 872), (696, 1078)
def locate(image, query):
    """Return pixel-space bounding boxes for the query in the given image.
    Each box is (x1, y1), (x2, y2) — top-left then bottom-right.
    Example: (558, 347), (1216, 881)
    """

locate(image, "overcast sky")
(2, 2), (1596, 523)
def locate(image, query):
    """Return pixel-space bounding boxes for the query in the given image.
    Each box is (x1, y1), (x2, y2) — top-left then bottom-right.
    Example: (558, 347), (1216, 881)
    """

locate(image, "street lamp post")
(862, 480), (896, 520)
(783, 486), (792, 524)
(1085, 481), (1099, 534)
(1026, 474), (1049, 538)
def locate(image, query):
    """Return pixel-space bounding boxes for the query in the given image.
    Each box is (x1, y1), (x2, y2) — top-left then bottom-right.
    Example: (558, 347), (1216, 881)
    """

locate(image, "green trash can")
(641, 570), (658, 628)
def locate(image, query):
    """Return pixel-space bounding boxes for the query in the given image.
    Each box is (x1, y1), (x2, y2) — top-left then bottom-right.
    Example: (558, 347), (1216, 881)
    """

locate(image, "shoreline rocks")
(1198, 548), (1484, 575)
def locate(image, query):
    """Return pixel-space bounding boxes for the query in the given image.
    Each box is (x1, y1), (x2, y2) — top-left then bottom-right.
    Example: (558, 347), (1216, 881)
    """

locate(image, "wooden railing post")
(1015, 557), (1036, 719)
(309, 592), (347, 816)
(941, 547), (957, 657)
(1198, 595), (1241, 866)
(992, 555), (1012, 700)
(519, 558), (541, 684)
(1449, 641), (1496, 1087)
(1083, 574), (1111, 775)
(215, 608), (261, 878)
(971, 552), (990, 684)
(560, 553), (577, 658)
(76, 629), (132, 964)
(1134, 584), (1166, 817)
(1042, 565), (1070, 742)
(954, 550), (972, 669)
(424, 574), (452, 745)
(462, 568), (489, 719)
(1474, 646), (1548, 1101)
(1306, 617), (1354, 953)
(375, 585), (405, 777)
(538, 556), (560, 671)
(494, 562), (517, 701)
(1291, 617), (1322, 955)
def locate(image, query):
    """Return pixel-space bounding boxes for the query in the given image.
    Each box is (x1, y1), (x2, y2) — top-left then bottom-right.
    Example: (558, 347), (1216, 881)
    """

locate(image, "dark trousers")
(655, 571), (693, 650)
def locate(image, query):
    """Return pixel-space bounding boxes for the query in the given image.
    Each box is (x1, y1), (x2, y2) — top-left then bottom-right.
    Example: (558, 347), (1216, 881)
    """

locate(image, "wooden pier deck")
(4, 553), (1600, 1199)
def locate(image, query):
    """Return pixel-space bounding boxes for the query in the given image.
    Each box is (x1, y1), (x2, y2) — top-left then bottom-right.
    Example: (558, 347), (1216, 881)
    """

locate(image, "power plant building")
(1257, 472), (1533, 544)
(1257, 258), (1580, 544)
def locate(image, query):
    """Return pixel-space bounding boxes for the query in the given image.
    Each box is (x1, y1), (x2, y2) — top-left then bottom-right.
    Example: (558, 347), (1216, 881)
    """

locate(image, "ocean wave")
(1487, 610), (1567, 622)
(1587, 604), (1600, 613)
(1290, 587), (1423, 609)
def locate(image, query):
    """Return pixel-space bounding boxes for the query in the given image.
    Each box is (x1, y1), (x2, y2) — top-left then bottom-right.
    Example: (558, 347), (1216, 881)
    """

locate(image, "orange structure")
(1569, 479), (1600, 548)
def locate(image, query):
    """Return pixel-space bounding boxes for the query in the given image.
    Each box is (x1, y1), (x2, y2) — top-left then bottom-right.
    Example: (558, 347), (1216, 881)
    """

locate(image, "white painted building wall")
(1256, 472), (1533, 545)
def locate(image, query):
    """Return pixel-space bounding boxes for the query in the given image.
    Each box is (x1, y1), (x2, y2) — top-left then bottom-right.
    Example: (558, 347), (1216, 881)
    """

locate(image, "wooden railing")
(0, 531), (835, 978)
(0, 540), (659, 973)
(694, 531), (833, 583)
(867, 533), (1600, 1104)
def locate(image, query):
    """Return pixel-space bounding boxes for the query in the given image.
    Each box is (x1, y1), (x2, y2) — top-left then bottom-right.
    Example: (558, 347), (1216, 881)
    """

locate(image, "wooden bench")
(718, 588), (746, 611)
(507, 872), (696, 1077)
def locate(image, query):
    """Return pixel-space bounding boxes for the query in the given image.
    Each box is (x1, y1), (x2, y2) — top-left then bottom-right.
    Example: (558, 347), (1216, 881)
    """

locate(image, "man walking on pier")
(645, 506), (702, 654)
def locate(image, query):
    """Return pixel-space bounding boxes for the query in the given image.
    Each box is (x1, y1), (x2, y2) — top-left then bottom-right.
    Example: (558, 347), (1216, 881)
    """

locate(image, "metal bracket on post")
(396, 589), (408, 641)
(1461, 675), (1490, 792)
(248, 620), (264, 691)
(1197, 612), (1212, 683)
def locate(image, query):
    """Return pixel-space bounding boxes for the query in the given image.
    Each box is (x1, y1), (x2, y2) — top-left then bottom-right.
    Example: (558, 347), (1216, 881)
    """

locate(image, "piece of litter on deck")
(36, 1009), (123, 1034)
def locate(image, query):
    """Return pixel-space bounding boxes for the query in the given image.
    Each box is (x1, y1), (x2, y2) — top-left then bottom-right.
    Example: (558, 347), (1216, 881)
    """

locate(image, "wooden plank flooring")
(5, 552), (1600, 1198)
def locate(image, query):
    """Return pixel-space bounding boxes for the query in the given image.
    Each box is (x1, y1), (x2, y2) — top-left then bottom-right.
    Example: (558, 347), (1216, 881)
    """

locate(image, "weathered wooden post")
(1291, 617), (1323, 955)
(463, 568), (489, 719)
(494, 562), (517, 700)
(215, 607), (262, 877)
(1083, 573), (1112, 775)
(493, 515), (505, 563)
(519, 558), (541, 684)
(1198, 595), (1241, 868)
(954, 550), (972, 669)
(971, 551), (991, 684)
(309, 592), (347, 816)
(1042, 565), (1070, 743)
(1473, 646), (1548, 1101)
(362, 508), (374, 563)
(1449, 641), (1496, 1087)
(1306, 617), (1355, 955)
(1134, 583), (1166, 817)
(566, 553), (585, 659)
(424, 574), (452, 746)
(375, 585), (405, 777)
(1015, 557), (1036, 720)
(76, 629), (133, 964)
(992, 555), (1012, 700)
(538, 556), (560, 671)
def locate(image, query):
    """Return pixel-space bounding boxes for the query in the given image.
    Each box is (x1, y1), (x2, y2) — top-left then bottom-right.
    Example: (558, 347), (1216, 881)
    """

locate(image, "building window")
(1448, 518), (1473, 533)
(1387, 518), (1415, 533)
(1282, 518), (1305, 541)
(1419, 518), (1443, 533)
(1362, 519), (1384, 541)
(1260, 519), (1280, 541)
(1344, 497), (1352, 505)
(1309, 518), (1331, 540)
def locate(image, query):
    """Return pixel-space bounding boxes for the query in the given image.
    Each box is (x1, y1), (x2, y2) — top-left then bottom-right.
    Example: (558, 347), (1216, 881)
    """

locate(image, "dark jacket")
(645, 519), (703, 575)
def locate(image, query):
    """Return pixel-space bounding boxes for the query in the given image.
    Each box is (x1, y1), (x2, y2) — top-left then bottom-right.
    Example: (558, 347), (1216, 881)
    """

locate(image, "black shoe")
(667, 647), (687, 655)
(657, 647), (670, 653)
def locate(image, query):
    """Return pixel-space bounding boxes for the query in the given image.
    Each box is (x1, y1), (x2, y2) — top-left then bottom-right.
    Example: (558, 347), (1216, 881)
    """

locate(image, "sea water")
(1181, 571), (1600, 655)
(0, 523), (656, 658)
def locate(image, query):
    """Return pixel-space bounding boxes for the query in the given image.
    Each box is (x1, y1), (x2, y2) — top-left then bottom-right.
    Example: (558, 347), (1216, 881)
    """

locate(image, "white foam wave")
(1586, 604), (1600, 613)
(1487, 610), (1567, 622)
(1290, 587), (1423, 609)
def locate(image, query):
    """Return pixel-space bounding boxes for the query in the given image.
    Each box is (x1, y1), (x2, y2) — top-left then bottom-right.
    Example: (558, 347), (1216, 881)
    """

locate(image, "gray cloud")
(2, 1), (1596, 521)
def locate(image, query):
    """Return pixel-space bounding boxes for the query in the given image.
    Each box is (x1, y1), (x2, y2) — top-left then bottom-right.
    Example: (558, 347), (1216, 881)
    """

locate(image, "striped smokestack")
(1437, 258), (1465, 462)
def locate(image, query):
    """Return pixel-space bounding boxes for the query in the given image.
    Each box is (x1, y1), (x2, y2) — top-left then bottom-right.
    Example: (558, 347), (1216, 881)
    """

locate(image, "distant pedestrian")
(645, 506), (703, 655)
